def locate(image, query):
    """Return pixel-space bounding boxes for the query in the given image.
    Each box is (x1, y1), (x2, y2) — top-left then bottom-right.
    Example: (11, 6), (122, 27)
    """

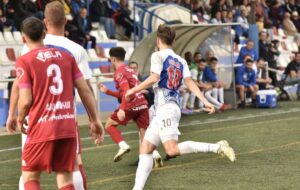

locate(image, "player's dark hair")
(45, 1), (66, 28)
(21, 17), (44, 42)
(209, 57), (218, 63)
(157, 25), (176, 46)
(109, 47), (126, 61)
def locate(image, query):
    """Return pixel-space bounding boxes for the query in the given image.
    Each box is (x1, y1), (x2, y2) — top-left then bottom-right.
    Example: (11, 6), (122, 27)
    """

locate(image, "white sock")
(118, 141), (128, 149)
(218, 88), (224, 103)
(182, 92), (189, 109)
(73, 170), (84, 190)
(19, 176), (24, 190)
(133, 154), (153, 190)
(212, 88), (218, 99)
(205, 91), (222, 109)
(189, 93), (196, 109)
(180, 96), (183, 109)
(178, 141), (220, 154)
(152, 150), (161, 159)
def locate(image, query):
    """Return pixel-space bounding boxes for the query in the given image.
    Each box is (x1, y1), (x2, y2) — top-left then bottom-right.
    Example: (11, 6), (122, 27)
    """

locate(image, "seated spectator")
(89, 0), (116, 39)
(256, 16), (264, 32)
(235, 6), (249, 37)
(284, 0), (297, 14)
(283, 12), (300, 37)
(184, 51), (193, 66)
(224, 9), (234, 23)
(205, 50), (215, 60)
(236, 59), (258, 108)
(291, 11), (300, 32)
(0, 0), (15, 31)
(190, 52), (202, 70)
(235, 40), (258, 64)
(114, 0), (138, 39)
(256, 58), (272, 89)
(282, 52), (300, 100)
(65, 20), (85, 46)
(211, 10), (222, 24)
(203, 57), (231, 111)
(70, 0), (86, 16)
(73, 7), (96, 49)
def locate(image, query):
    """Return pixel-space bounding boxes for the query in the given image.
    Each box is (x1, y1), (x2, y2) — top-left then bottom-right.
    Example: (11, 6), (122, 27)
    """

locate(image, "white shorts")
(144, 102), (181, 147)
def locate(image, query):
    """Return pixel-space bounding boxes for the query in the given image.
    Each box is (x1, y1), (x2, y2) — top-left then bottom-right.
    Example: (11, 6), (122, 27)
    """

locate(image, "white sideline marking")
(0, 108), (300, 154)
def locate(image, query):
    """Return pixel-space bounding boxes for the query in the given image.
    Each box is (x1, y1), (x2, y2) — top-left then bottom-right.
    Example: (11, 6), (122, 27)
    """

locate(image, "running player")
(15, 17), (104, 190)
(6, 2), (94, 189)
(98, 47), (162, 167)
(125, 25), (236, 190)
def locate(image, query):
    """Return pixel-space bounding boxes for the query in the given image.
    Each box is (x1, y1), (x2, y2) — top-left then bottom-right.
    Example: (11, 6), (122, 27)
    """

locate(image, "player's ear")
(22, 34), (26, 44)
(42, 31), (46, 39)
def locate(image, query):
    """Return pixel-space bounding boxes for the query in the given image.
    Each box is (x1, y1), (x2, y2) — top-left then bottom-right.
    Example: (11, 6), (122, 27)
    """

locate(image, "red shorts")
(110, 104), (149, 129)
(22, 138), (76, 173)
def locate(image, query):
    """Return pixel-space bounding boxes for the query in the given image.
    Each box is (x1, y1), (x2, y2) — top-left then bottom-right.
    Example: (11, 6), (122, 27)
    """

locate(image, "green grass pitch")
(1, 101), (300, 190)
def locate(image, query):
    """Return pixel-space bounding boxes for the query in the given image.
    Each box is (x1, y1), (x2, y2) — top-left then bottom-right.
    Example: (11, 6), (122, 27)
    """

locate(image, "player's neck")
(158, 44), (172, 51)
(28, 42), (44, 50)
(115, 62), (124, 69)
(46, 28), (65, 36)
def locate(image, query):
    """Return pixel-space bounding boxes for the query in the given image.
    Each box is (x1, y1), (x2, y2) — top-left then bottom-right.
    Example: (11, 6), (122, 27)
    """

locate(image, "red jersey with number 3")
(16, 47), (83, 144)
(114, 64), (147, 109)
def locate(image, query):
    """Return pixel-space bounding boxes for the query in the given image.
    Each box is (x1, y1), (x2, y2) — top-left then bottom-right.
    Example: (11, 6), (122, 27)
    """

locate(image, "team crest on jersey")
(16, 68), (24, 79)
(116, 73), (123, 81)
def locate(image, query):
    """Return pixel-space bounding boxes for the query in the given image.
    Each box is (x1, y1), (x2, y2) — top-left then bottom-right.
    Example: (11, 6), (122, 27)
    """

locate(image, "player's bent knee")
(165, 147), (180, 157)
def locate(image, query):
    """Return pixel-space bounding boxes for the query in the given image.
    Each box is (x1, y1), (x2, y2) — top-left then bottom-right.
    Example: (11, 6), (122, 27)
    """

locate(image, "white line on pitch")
(0, 108), (300, 153)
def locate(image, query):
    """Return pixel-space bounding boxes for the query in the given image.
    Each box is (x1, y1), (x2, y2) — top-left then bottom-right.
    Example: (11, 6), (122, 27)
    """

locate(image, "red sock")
(24, 180), (41, 190)
(79, 164), (88, 190)
(106, 125), (123, 144)
(59, 184), (75, 190)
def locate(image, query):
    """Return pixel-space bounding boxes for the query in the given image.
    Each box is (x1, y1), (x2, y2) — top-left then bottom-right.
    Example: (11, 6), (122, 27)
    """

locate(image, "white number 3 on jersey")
(47, 64), (63, 95)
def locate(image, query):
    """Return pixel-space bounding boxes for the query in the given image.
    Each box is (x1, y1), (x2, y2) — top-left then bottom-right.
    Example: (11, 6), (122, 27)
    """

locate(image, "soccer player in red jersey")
(98, 47), (162, 166)
(15, 17), (104, 190)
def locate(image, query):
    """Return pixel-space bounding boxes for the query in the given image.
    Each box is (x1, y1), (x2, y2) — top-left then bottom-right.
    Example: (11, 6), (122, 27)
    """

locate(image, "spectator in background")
(256, 58), (272, 89)
(203, 57), (231, 111)
(284, 0), (297, 14)
(236, 59), (258, 108)
(73, 7), (96, 49)
(291, 11), (300, 32)
(184, 51), (193, 66)
(128, 61), (143, 81)
(114, 0), (138, 40)
(224, 9), (234, 23)
(235, 40), (258, 64)
(268, 0), (285, 28)
(235, 6), (249, 37)
(205, 50), (215, 60)
(89, 0), (116, 39)
(0, 0), (15, 31)
(282, 52), (300, 100)
(190, 52), (202, 70)
(283, 12), (300, 36)
(70, 0), (86, 16)
(256, 16), (264, 32)
(211, 9), (222, 24)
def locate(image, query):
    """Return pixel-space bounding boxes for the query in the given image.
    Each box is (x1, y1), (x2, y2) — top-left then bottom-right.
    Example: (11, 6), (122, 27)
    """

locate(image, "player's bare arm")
(17, 88), (32, 134)
(125, 72), (160, 100)
(75, 77), (105, 145)
(185, 77), (215, 114)
(6, 79), (19, 134)
(98, 83), (120, 98)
